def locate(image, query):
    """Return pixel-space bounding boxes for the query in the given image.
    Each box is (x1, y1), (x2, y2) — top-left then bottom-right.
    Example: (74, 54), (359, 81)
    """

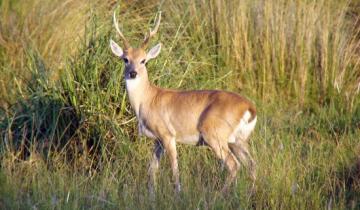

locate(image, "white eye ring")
(140, 59), (146, 64)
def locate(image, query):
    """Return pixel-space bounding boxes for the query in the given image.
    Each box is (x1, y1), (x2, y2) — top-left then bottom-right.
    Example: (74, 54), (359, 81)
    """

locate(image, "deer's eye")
(123, 58), (129, 64)
(140, 59), (146, 64)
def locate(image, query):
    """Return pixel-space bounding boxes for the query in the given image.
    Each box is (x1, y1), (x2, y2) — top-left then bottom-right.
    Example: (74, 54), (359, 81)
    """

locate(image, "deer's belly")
(176, 134), (200, 145)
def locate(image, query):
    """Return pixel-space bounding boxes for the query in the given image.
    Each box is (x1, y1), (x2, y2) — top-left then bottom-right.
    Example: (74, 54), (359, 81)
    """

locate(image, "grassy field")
(0, 0), (359, 209)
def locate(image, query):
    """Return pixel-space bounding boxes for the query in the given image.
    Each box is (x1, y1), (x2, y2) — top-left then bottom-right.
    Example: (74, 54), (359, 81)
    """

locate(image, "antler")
(113, 11), (130, 49)
(141, 11), (162, 49)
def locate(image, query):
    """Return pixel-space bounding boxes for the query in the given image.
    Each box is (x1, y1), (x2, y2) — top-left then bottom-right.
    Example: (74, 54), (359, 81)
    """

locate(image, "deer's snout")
(129, 71), (137, 79)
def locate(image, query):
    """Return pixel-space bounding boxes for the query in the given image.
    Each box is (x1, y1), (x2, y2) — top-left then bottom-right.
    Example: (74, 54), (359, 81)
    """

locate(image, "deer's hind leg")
(199, 122), (240, 193)
(228, 141), (256, 181)
(228, 113), (257, 181)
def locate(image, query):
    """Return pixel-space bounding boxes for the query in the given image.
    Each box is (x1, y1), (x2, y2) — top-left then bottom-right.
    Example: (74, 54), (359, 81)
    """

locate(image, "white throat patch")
(125, 77), (141, 92)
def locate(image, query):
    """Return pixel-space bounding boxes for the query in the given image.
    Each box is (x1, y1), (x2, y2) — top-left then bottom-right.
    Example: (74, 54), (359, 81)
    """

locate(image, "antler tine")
(141, 11), (162, 49)
(113, 11), (130, 49)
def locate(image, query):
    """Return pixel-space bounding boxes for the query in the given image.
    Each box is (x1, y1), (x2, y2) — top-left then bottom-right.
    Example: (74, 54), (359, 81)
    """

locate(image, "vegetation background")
(0, 0), (359, 209)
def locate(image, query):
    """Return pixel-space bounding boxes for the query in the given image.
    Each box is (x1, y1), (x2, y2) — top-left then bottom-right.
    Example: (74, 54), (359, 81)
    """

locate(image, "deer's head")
(110, 11), (162, 80)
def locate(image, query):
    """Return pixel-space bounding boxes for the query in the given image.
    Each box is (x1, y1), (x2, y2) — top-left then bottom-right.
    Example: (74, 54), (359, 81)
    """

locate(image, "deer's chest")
(138, 107), (158, 139)
(138, 121), (157, 139)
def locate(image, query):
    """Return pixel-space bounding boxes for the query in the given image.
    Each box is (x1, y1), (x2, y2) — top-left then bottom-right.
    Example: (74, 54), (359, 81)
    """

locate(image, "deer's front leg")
(163, 137), (181, 193)
(148, 139), (164, 196)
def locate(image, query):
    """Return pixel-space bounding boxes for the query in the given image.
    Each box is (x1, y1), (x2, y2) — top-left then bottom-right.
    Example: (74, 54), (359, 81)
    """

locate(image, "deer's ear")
(110, 39), (123, 57)
(147, 43), (162, 60)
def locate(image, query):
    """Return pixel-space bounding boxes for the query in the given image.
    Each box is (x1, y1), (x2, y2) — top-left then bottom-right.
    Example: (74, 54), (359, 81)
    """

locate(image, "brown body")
(137, 86), (256, 144)
(110, 10), (257, 195)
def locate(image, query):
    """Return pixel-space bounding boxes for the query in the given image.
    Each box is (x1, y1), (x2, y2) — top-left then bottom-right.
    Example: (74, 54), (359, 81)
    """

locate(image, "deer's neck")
(125, 73), (156, 117)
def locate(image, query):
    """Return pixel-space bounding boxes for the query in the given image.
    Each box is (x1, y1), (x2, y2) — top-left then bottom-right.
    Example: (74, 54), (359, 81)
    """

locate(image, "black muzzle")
(129, 71), (137, 79)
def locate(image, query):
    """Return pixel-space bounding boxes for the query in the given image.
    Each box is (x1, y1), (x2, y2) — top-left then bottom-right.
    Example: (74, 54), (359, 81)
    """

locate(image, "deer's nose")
(129, 71), (137, 79)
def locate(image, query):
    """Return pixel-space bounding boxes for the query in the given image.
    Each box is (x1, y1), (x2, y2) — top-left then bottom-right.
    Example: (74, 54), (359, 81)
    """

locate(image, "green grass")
(0, 0), (359, 209)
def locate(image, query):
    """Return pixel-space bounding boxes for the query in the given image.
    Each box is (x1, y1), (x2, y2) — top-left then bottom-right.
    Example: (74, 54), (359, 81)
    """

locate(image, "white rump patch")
(228, 110), (257, 143)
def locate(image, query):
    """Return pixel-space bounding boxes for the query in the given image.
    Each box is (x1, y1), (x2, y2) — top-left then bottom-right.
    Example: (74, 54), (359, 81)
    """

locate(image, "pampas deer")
(110, 10), (257, 195)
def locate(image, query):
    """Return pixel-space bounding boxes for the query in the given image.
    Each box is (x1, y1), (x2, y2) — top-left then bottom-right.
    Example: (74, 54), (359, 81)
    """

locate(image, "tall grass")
(0, 0), (359, 209)
(165, 0), (360, 107)
(0, 0), (113, 106)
